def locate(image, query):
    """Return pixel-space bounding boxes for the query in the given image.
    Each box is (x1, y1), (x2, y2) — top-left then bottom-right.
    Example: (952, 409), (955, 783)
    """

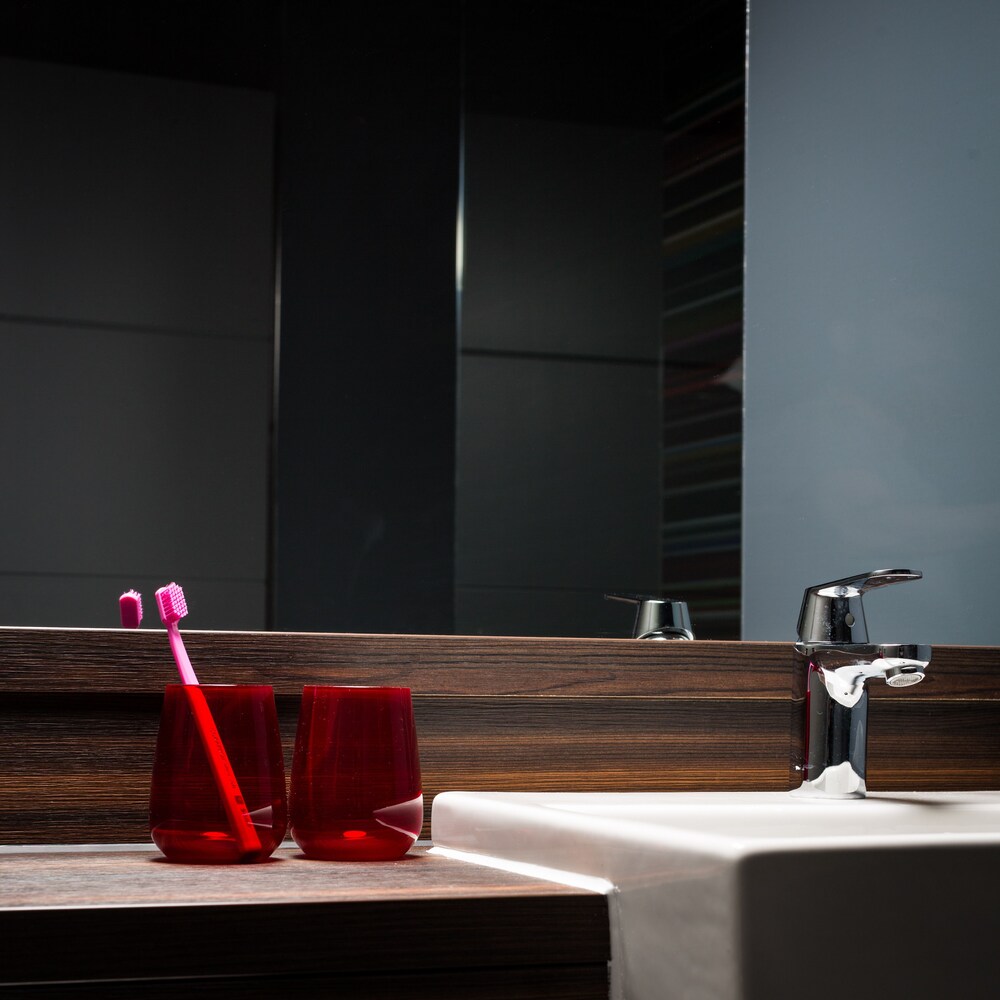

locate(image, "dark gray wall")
(456, 114), (662, 636)
(0, 58), (274, 628)
(273, 4), (461, 634)
(454, 4), (663, 637)
(743, 0), (1000, 642)
(277, 3), (664, 638)
(1, 3), (666, 638)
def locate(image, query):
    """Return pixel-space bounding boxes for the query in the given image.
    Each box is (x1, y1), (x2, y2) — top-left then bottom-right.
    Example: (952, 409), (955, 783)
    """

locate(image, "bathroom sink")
(431, 791), (1000, 1000)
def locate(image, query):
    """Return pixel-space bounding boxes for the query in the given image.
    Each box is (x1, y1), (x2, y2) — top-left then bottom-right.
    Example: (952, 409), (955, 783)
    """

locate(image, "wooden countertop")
(0, 843), (610, 994)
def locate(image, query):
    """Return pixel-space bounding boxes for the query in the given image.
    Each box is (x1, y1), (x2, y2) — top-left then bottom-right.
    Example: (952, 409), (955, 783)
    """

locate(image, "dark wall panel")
(275, 5), (461, 632)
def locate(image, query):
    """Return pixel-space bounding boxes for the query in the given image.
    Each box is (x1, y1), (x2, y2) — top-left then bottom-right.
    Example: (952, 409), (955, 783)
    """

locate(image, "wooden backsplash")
(1, 628), (998, 843)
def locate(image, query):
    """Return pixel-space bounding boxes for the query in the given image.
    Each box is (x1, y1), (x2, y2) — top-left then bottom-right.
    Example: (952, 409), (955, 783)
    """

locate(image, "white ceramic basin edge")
(431, 790), (1000, 1000)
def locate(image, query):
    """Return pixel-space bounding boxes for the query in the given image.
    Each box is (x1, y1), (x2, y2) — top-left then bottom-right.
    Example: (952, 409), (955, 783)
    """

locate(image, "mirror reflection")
(0, 2), (744, 638)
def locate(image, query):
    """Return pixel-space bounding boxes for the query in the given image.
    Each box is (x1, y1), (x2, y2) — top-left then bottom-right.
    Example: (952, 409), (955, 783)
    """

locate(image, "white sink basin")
(431, 791), (1000, 1000)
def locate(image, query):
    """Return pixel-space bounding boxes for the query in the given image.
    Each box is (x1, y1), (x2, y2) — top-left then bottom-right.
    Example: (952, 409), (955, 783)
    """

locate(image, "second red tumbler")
(289, 686), (423, 861)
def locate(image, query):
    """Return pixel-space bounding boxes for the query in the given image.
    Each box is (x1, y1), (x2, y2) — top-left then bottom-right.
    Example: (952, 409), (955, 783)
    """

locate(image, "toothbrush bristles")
(119, 590), (143, 629)
(155, 582), (189, 625)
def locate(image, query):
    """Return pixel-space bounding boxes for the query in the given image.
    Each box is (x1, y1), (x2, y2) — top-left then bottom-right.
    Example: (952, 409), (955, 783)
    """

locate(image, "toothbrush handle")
(183, 685), (262, 855)
(167, 623), (199, 685)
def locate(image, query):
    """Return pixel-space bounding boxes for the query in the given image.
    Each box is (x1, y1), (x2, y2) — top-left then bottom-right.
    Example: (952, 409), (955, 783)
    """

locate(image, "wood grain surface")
(0, 845), (609, 994)
(0, 968), (610, 1000)
(1, 628), (998, 844)
(0, 843), (595, 908)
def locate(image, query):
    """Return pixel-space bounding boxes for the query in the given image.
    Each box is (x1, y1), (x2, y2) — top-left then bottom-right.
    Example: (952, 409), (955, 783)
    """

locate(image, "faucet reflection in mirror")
(604, 593), (695, 639)
(792, 569), (931, 797)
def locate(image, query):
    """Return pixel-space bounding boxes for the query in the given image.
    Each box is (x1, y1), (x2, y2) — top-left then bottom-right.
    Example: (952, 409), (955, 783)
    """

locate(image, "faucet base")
(792, 761), (867, 798)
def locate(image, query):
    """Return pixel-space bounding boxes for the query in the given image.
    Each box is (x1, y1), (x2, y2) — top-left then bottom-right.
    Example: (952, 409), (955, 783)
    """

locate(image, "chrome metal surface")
(605, 594), (695, 639)
(796, 568), (922, 644)
(793, 571), (930, 797)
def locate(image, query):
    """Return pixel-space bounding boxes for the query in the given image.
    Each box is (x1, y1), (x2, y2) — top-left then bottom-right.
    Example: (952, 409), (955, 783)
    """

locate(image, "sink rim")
(432, 789), (1000, 860)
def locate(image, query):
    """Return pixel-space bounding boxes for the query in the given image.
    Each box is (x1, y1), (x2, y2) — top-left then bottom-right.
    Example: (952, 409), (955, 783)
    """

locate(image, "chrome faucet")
(605, 594), (695, 639)
(792, 569), (931, 797)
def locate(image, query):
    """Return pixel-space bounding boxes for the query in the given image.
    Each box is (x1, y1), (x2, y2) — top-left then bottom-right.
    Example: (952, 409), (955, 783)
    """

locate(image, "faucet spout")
(818, 646), (930, 707)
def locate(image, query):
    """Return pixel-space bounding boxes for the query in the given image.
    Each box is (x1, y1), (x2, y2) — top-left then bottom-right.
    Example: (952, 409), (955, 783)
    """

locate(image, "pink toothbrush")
(154, 582), (261, 855)
(119, 590), (143, 629)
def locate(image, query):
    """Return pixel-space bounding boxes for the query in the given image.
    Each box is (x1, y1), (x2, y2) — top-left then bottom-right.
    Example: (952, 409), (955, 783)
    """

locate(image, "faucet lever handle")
(797, 568), (922, 644)
(605, 593), (694, 639)
(846, 568), (922, 594)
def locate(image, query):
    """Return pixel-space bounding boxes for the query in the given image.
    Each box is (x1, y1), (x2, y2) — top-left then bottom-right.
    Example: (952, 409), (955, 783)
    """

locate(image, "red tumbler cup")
(149, 684), (287, 863)
(289, 686), (423, 861)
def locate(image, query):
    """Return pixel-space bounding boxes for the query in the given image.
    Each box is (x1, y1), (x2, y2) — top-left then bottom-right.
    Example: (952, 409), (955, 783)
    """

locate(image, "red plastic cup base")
(150, 823), (272, 865)
(293, 823), (418, 861)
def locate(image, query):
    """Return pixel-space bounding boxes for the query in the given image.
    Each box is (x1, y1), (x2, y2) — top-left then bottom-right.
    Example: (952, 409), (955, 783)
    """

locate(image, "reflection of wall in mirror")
(455, 114), (662, 637)
(0, 5), (666, 637)
(275, 3), (664, 638)
(0, 58), (274, 628)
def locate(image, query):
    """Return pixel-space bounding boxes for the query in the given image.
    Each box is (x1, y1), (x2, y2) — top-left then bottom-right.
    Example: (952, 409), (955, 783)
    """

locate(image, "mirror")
(0, 2), (745, 638)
